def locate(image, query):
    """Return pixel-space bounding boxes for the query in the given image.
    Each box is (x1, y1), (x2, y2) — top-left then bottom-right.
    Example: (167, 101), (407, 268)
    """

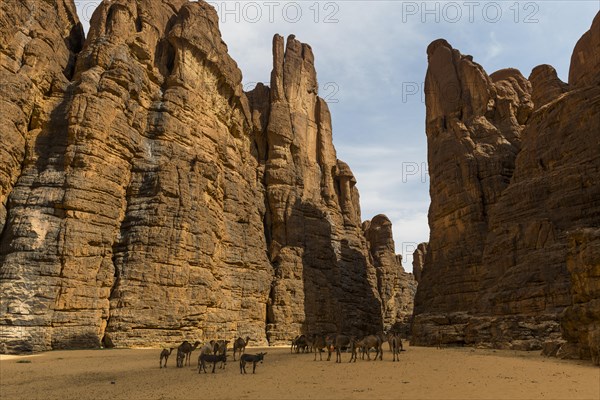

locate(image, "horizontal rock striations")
(1, 0), (275, 351)
(413, 13), (600, 362)
(0, 0), (89, 352)
(0, 0), (413, 353)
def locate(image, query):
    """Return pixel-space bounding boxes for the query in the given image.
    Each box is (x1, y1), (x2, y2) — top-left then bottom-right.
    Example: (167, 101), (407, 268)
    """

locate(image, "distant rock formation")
(0, 0), (416, 353)
(413, 12), (600, 364)
(412, 243), (428, 283)
(363, 215), (417, 331)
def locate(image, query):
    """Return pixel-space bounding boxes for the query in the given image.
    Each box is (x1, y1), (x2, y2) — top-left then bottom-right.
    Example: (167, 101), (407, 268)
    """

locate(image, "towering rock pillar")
(252, 34), (383, 342)
(415, 38), (533, 317)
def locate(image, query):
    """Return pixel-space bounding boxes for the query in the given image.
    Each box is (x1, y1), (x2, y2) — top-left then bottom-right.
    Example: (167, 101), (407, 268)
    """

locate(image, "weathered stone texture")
(0, 0), (83, 229)
(562, 229), (600, 365)
(413, 13), (600, 357)
(0, 0), (86, 352)
(257, 35), (382, 343)
(569, 12), (600, 88)
(363, 215), (416, 331)
(415, 38), (533, 317)
(1, 0), (277, 351)
(1, 0), (390, 352)
(529, 65), (569, 111)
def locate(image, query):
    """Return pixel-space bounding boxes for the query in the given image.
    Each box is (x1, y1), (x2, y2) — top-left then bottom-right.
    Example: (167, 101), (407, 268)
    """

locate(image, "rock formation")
(363, 215), (417, 332)
(412, 242), (428, 283)
(255, 34), (383, 343)
(0, 0), (411, 353)
(413, 12), (600, 363)
(561, 229), (600, 364)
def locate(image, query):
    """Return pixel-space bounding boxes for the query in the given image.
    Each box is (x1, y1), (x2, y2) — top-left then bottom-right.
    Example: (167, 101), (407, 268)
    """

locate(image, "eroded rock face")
(569, 12), (600, 88)
(363, 215), (416, 332)
(529, 65), (569, 110)
(0, 0), (87, 352)
(561, 229), (600, 365)
(413, 13), (600, 357)
(0, 0), (83, 230)
(0, 0), (388, 353)
(1, 0), (274, 351)
(257, 34), (382, 343)
(415, 38), (533, 318)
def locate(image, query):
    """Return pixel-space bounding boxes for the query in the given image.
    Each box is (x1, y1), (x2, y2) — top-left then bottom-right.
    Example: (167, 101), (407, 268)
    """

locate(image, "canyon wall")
(0, 0), (413, 353)
(413, 13), (600, 363)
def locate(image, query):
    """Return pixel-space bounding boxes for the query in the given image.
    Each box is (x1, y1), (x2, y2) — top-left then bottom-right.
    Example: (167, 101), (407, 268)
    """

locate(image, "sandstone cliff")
(363, 215), (417, 332)
(1, 0), (275, 351)
(413, 13), (600, 363)
(0, 0), (412, 353)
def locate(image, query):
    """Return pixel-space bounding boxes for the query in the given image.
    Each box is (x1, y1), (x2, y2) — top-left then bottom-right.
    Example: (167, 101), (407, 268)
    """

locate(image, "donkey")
(310, 334), (328, 361)
(239, 352), (266, 374)
(330, 334), (353, 363)
(293, 334), (308, 354)
(198, 353), (227, 374)
(388, 333), (402, 362)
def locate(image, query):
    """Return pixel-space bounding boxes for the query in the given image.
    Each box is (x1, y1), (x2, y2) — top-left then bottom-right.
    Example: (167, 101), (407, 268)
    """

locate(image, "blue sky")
(75, 1), (599, 270)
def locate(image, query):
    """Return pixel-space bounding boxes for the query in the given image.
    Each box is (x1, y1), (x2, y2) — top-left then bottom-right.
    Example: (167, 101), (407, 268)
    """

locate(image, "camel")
(233, 336), (251, 361)
(295, 335), (309, 353)
(348, 338), (361, 363)
(436, 330), (444, 349)
(199, 340), (215, 357)
(291, 335), (300, 353)
(356, 335), (383, 361)
(177, 340), (201, 367)
(159, 348), (174, 368)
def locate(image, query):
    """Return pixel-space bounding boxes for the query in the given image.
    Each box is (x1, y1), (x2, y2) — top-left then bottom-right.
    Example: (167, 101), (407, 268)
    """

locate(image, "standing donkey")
(239, 352), (266, 374)
(388, 333), (402, 362)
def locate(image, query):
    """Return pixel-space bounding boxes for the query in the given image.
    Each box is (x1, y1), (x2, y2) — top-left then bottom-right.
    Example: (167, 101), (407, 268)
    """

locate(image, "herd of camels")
(159, 332), (406, 373)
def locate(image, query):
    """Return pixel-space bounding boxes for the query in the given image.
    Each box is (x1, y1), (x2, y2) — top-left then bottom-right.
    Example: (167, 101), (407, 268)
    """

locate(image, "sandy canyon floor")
(0, 344), (598, 400)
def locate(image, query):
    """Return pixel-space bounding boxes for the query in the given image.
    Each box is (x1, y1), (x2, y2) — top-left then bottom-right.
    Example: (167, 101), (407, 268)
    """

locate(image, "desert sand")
(1, 344), (598, 400)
